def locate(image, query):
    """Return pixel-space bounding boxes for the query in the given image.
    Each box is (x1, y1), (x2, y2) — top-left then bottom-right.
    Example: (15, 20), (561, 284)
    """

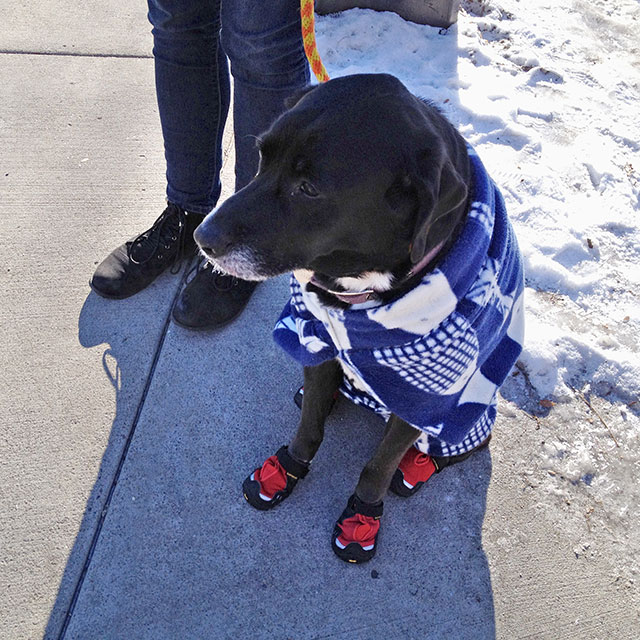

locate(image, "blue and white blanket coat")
(273, 148), (525, 457)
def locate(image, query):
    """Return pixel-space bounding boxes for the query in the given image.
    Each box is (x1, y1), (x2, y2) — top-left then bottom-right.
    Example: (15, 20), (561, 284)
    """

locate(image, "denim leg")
(147, 0), (230, 214)
(221, 0), (310, 191)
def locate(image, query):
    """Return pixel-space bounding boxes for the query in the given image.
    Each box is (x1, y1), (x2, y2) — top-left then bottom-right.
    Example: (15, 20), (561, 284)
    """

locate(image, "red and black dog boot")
(332, 494), (383, 564)
(389, 446), (438, 498)
(390, 436), (493, 498)
(243, 445), (309, 511)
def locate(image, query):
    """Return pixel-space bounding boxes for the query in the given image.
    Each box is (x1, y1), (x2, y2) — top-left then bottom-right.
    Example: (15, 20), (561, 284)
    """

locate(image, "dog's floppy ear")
(284, 84), (317, 109)
(409, 146), (468, 264)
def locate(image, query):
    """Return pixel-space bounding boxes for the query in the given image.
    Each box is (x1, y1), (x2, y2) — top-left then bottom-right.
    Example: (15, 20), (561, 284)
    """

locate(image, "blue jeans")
(147, 0), (310, 215)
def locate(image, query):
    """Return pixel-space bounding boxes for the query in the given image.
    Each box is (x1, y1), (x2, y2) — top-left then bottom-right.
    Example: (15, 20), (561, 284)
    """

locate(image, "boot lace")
(128, 204), (189, 274)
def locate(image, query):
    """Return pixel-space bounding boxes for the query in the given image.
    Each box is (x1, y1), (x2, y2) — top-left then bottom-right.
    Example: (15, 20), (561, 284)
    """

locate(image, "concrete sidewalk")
(1, 3), (638, 639)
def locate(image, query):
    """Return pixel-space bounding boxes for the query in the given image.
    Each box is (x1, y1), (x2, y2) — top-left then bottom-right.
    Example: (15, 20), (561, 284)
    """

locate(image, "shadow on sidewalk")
(44, 284), (179, 639)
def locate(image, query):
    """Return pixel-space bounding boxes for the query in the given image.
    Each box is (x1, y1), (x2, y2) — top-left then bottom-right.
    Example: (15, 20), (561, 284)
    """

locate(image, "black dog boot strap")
(332, 494), (383, 564)
(243, 445), (309, 511)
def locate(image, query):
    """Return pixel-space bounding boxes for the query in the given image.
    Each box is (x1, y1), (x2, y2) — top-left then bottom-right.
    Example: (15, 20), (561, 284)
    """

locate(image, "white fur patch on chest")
(333, 271), (394, 292)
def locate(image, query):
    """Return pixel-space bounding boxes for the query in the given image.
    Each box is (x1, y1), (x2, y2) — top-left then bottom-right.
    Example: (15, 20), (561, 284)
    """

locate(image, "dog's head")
(195, 74), (469, 294)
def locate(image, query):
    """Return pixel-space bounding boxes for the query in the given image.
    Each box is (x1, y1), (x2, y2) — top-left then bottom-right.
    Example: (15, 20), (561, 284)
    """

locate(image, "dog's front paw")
(243, 445), (309, 511)
(332, 494), (383, 564)
(389, 446), (437, 498)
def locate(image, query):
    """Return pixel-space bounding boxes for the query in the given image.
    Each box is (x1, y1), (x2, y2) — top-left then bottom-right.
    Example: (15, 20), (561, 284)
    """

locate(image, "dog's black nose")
(193, 222), (233, 259)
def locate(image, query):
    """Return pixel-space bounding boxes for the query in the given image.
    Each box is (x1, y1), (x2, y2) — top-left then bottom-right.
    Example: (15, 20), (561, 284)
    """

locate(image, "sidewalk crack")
(0, 49), (152, 59)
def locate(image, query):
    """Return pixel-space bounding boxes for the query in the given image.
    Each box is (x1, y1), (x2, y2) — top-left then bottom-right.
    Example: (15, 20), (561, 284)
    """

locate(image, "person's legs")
(151, 0), (230, 214)
(91, 0), (229, 299)
(172, 0), (310, 328)
(221, 0), (310, 191)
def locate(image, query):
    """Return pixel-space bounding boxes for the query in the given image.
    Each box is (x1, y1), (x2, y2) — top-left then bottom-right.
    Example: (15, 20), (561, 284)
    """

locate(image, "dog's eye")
(297, 181), (319, 198)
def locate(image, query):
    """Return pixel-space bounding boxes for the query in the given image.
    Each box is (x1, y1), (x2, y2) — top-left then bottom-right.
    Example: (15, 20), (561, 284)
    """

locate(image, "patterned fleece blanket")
(273, 147), (525, 457)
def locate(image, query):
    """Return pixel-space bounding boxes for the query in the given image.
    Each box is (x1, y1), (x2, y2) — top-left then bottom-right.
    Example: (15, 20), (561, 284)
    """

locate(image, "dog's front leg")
(243, 359), (342, 511)
(288, 359), (343, 463)
(355, 414), (421, 504)
(332, 414), (421, 563)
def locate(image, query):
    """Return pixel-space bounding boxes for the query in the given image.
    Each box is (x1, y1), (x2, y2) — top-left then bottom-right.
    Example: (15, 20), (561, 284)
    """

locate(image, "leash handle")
(301, 0), (330, 83)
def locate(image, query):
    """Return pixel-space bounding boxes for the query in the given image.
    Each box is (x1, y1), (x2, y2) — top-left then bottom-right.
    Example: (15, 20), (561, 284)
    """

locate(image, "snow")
(315, 0), (639, 579)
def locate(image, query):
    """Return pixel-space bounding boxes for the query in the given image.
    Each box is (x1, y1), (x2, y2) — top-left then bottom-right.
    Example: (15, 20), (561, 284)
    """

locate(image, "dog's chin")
(301, 270), (395, 293)
(200, 248), (272, 282)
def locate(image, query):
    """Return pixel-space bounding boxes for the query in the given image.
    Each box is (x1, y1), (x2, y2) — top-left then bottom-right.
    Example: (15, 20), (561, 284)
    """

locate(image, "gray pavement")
(1, 3), (638, 640)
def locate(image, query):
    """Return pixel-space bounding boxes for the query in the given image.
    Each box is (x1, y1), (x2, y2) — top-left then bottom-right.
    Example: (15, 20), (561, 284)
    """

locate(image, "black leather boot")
(90, 203), (204, 299)
(172, 259), (259, 330)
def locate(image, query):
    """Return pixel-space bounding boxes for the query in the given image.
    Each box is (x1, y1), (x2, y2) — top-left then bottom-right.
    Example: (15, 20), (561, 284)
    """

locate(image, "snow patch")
(316, 0), (640, 579)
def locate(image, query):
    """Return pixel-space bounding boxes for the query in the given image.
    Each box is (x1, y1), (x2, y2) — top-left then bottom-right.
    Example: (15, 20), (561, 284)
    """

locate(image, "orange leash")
(300, 0), (330, 83)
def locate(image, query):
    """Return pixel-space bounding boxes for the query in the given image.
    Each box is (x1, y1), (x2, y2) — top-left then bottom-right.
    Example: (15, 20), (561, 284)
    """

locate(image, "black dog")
(195, 74), (523, 563)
